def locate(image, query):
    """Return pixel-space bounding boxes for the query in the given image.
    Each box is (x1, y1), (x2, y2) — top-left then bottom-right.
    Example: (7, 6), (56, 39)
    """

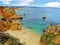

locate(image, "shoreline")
(5, 27), (41, 45)
(22, 25), (43, 37)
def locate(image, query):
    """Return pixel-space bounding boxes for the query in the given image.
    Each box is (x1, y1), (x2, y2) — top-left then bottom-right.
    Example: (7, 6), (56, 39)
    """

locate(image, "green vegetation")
(8, 37), (23, 45)
(40, 24), (60, 45)
(0, 32), (23, 45)
(41, 34), (54, 43)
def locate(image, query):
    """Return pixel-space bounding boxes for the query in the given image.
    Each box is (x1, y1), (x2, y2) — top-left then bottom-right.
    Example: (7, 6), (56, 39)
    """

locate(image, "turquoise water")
(16, 7), (60, 36)
(18, 19), (49, 36)
(22, 21), (49, 35)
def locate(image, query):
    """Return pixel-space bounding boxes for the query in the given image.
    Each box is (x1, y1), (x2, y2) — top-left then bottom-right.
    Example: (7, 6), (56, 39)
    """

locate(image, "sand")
(5, 27), (41, 45)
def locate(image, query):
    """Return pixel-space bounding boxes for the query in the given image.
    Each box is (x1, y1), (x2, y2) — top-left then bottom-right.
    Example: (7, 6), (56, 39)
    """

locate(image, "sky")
(0, 0), (60, 8)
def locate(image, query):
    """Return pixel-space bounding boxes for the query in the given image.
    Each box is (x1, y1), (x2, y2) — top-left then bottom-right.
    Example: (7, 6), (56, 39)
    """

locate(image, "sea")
(16, 7), (60, 36)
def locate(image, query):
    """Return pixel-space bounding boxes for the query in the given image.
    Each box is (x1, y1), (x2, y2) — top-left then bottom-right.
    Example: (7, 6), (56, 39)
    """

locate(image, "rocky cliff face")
(40, 23), (60, 45)
(0, 6), (22, 45)
(0, 6), (21, 32)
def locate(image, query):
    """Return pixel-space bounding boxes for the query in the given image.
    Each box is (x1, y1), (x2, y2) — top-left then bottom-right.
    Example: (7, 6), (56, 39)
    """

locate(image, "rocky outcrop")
(0, 6), (21, 32)
(40, 23), (60, 45)
(52, 35), (60, 44)
(0, 32), (23, 45)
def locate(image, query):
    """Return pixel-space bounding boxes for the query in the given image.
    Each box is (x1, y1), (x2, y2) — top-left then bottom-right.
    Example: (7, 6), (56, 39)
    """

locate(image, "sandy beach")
(5, 27), (41, 45)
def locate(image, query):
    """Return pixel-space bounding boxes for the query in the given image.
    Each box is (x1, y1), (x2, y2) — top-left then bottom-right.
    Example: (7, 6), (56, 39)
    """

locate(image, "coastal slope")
(5, 27), (41, 45)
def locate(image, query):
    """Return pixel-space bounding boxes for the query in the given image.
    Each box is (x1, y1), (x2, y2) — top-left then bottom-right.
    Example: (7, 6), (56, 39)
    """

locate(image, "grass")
(8, 37), (23, 45)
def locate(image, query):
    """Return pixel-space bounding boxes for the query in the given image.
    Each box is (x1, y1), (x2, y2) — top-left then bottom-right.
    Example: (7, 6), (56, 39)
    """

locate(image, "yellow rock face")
(52, 35), (60, 44)
(10, 23), (21, 30)
(0, 7), (21, 32)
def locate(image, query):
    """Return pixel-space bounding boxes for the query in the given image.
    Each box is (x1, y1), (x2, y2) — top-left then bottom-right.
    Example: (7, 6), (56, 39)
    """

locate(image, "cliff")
(0, 6), (21, 32)
(40, 23), (60, 45)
